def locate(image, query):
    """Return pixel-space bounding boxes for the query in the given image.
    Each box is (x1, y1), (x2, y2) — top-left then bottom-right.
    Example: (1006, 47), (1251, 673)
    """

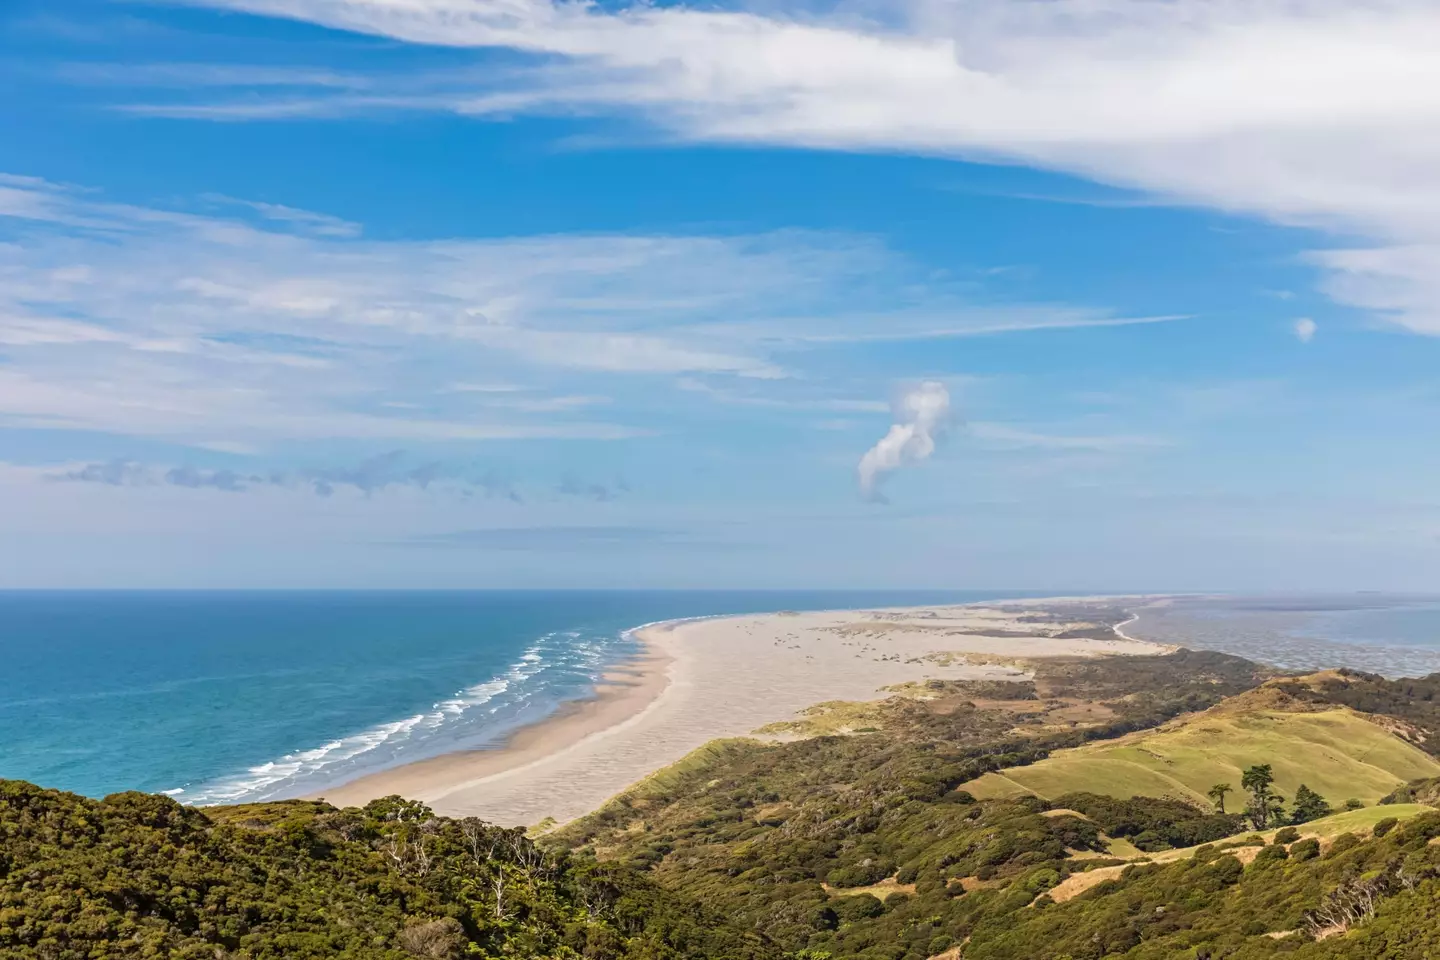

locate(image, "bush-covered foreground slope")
(0, 782), (767, 960)
(556, 655), (1440, 960)
(964, 806), (1440, 959)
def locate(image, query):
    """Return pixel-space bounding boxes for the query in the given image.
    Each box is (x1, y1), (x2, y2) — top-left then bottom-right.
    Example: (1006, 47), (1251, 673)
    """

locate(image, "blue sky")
(4, 0), (1440, 590)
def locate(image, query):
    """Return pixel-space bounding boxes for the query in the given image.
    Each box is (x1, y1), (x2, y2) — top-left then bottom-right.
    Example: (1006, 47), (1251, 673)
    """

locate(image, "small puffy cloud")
(1293, 317), (1318, 343)
(856, 381), (951, 502)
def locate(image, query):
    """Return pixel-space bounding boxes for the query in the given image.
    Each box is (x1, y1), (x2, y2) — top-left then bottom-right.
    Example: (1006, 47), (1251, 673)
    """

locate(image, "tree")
(1290, 783), (1332, 824)
(1206, 783), (1233, 814)
(1240, 764), (1284, 831)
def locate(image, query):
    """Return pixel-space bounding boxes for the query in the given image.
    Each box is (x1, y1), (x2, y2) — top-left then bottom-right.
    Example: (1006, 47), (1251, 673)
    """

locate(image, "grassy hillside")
(962, 689), (1440, 807)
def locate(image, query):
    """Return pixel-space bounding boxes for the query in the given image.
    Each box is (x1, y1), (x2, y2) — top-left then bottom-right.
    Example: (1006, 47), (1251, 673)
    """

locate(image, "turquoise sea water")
(0, 590), (1025, 804)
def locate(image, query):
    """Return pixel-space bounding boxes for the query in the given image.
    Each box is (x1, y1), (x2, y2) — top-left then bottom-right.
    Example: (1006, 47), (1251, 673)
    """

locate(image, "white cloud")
(204, 195), (364, 238)
(1309, 245), (1440, 335)
(0, 175), (1147, 447)
(1293, 317), (1318, 343)
(857, 381), (950, 501)
(167, 0), (1440, 333)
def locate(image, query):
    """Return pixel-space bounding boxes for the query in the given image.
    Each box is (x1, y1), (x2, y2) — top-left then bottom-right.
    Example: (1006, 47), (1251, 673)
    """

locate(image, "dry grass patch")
(821, 876), (917, 899)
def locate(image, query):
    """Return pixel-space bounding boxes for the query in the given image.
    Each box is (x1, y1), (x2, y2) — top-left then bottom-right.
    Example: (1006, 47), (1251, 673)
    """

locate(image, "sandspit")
(316, 600), (1168, 826)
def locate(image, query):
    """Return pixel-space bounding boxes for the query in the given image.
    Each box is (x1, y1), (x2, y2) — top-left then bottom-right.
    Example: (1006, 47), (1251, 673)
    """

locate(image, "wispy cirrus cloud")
(202, 194), (363, 238)
(119, 0), (1440, 336)
(0, 174), (1159, 450)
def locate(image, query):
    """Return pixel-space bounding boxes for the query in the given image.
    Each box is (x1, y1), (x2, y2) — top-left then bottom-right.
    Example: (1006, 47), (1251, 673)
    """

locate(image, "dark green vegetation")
(966, 809), (1440, 959)
(0, 782), (766, 960)
(1051, 793), (1243, 852)
(1382, 776), (1440, 806)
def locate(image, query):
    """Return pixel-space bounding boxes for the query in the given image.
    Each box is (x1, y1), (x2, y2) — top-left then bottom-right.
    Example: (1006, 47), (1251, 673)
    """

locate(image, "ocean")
(0, 589), (1022, 804)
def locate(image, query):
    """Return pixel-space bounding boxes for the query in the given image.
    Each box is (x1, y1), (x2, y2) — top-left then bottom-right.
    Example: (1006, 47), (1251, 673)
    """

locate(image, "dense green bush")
(0, 780), (767, 960)
(1054, 792), (1246, 852)
(831, 895), (884, 923)
(1273, 827), (1300, 845)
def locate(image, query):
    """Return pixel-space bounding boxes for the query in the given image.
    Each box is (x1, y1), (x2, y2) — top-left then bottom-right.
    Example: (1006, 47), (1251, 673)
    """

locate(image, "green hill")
(961, 690), (1440, 808)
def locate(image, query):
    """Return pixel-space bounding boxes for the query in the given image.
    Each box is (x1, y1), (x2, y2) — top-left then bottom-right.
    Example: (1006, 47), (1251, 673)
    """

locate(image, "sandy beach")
(316, 600), (1168, 826)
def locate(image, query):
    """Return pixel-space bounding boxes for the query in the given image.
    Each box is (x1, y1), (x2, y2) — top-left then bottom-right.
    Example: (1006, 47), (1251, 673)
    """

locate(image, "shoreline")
(314, 627), (676, 813)
(311, 597), (1170, 826)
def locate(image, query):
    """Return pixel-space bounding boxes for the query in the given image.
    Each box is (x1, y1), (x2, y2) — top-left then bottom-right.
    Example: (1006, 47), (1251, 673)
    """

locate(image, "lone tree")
(1290, 783), (1333, 824)
(1241, 764), (1285, 830)
(1207, 783), (1233, 814)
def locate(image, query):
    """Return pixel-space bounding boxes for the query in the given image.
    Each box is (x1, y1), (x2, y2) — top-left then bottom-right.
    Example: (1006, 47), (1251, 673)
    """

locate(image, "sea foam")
(173, 631), (620, 805)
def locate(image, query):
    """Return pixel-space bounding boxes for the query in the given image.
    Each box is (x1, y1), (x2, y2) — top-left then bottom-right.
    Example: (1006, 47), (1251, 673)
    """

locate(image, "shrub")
(833, 894), (886, 922)
(1019, 868), (1060, 894)
(1395, 811), (1440, 846)
(1272, 827), (1300, 845)
(1372, 817), (1399, 838)
(826, 860), (893, 888)
(809, 906), (839, 931)
(1253, 843), (1289, 864)
(915, 876), (946, 896)
(1326, 832), (1362, 857)
(1290, 838), (1321, 861)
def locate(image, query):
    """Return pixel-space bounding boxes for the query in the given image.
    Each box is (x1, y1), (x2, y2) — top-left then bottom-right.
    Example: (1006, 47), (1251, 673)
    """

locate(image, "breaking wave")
(174, 629), (623, 805)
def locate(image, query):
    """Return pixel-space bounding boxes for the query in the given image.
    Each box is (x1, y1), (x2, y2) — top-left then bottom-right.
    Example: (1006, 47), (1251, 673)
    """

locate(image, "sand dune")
(315, 601), (1167, 826)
